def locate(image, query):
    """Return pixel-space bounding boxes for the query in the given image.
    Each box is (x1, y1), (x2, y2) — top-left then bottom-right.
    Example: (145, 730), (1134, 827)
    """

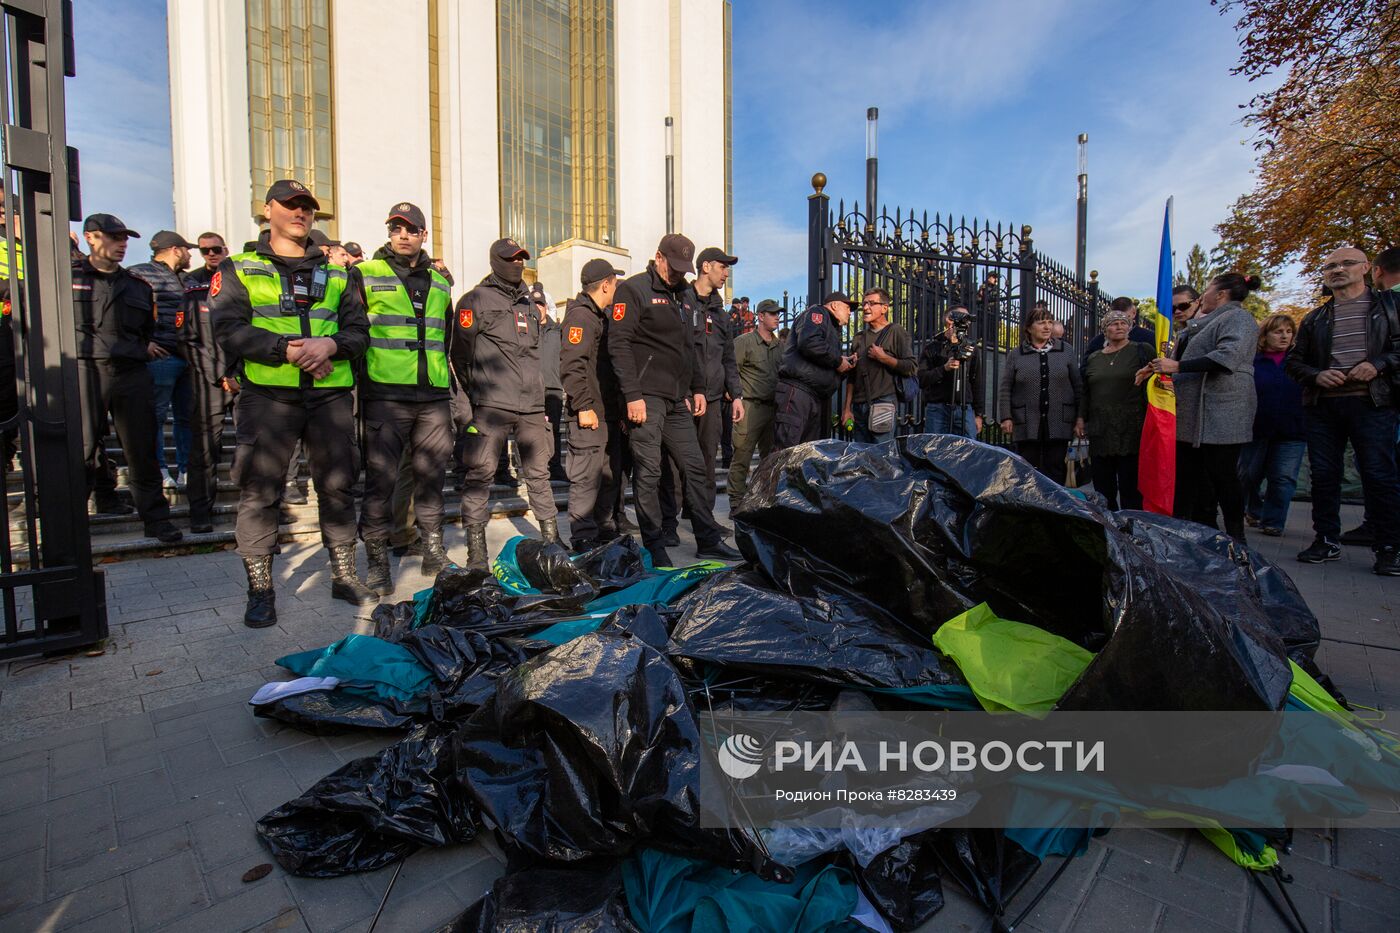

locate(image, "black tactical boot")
(363, 540), (393, 596)
(419, 530), (453, 578)
(242, 555), (277, 629)
(539, 517), (562, 546)
(329, 543), (380, 605)
(465, 523), (490, 573)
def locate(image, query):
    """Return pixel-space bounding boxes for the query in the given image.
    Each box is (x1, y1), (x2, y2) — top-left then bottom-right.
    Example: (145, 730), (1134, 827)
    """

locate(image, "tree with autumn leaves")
(1212, 0), (1399, 276)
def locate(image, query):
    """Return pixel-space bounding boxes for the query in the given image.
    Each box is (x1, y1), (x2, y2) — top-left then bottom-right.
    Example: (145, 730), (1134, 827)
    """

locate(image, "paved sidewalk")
(0, 503), (1396, 931)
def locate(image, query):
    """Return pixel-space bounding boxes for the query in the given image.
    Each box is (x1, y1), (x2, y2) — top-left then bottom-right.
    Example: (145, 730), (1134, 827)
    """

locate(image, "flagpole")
(1167, 195), (1176, 282)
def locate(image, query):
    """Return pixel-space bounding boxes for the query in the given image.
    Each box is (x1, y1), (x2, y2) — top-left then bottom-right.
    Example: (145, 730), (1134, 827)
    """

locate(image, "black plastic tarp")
(738, 435), (1304, 712)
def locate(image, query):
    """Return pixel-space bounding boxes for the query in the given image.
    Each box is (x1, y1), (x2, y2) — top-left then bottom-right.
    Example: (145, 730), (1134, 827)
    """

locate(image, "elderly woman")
(1137, 272), (1261, 541)
(1238, 314), (1305, 536)
(1081, 308), (1154, 509)
(998, 304), (1084, 483)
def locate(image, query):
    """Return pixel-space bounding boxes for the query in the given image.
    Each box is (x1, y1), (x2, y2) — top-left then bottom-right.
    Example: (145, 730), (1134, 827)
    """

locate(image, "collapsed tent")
(249, 436), (1400, 931)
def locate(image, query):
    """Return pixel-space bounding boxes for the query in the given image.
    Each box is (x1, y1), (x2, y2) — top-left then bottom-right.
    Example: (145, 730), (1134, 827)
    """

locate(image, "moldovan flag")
(1138, 200), (1176, 515)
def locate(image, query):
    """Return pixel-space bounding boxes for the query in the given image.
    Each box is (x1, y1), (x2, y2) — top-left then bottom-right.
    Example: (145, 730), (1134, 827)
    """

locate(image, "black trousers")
(565, 416), (623, 545)
(1016, 438), (1069, 485)
(720, 395), (734, 465)
(659, 398), (721, 530)
(773, 381), (824, 449)
(546, 390), (565, 475)
(230, 390), (358, 556)
(627, 396), (724, 550)
(78, 358), (170, 525)
(360, 398), (453, 541)
(461, 404), (556, 525)
(187, 375), (233, 525)
(695, 398), (723, 507)
(1174, 441), (1246, 539)
(1090, 451), (1141, 511)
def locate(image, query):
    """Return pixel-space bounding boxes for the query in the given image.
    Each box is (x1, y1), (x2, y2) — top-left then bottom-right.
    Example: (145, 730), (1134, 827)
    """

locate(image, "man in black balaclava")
(449, 237), (559, 570)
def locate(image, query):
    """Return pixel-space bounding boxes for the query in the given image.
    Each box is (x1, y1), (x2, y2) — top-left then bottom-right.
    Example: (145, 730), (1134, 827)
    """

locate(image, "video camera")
(947, 307), (976, 361)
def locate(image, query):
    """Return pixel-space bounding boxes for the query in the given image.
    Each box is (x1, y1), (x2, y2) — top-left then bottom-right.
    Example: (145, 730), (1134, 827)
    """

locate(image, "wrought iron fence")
(805, 173), (1114, 441)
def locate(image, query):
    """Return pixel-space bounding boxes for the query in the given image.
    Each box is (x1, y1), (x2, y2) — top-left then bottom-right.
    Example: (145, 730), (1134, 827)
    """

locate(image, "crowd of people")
(28, 175), (1400, 629)
(999, 249), (1400, 577)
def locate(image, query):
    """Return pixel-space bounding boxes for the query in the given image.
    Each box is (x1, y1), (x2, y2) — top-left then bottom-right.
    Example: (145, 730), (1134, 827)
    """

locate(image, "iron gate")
(805, 173), (1113, 439)
(0, 0), (107, 660)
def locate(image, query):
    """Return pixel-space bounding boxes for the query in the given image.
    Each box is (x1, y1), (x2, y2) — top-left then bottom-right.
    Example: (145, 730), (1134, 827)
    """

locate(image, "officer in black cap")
(531, 281), (568, 482)
(451, 237), (559, 570)
(74, 214), (182, 541)
(688, 246), (742, 507)
(561, 257), (626, 551)
(210, 179), (375, 627)
(607, 234), (740, 566)
(354, 201), (456, 593)
(774, 290), (855, 448)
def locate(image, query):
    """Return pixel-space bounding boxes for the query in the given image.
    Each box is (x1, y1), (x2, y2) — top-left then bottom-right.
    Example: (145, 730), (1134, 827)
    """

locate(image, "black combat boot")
(539, 517), (562, 546)
(329, 543), (380, 605)
(242, 555), (277, 629)
(465, 523), (490, 573)
(363, 540), (393, 596)
(420, 530), (453, 578)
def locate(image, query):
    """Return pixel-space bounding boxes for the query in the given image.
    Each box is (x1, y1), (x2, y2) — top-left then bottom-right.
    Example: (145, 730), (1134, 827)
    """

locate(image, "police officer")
(180, 232), (238, 533)
(561, 258), (626, 552)
(533, 283), (568, 482)
(355, 202), (456, 593)
(451, 237), (558, 571)
(728, 298), (784, 497)
(607, 234), (740, 566)
(774, 291), (855, 448)
(130, 231), (196, 488)
(210, 179), (375, 628)
(690, 246), (743, 507)
(73, 214), (182, 541)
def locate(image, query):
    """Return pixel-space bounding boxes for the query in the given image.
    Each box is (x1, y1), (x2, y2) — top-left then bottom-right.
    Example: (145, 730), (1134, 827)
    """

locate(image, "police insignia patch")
(209, 271), (222, 298)
(810, 311), (823, 324)
(459, 308), (473, 328)
(612, 303), (625, 321)
(568, 326), (583, 344)
(174, 311), (185, 329)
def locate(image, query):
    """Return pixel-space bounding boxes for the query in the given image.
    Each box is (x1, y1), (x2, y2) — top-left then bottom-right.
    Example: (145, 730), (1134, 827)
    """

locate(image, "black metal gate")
(0, 0), (107, 660)
(805, 173), (1113, 438)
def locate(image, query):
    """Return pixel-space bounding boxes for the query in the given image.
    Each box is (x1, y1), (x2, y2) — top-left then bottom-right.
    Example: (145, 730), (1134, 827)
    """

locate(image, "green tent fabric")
(622, 848), (865, 933)
(931, 602), (1094, 712)
(277, 634), (433, 706)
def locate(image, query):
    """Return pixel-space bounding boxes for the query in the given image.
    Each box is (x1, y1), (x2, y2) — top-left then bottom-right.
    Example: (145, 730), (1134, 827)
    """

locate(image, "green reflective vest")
(358, 258), (451, 387)
(0, 239), (21, 319)
(231, 252), (352, 388)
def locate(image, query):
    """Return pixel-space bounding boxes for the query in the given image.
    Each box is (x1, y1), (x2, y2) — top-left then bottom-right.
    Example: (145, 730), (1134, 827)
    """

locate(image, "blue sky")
(68, 0), (1262, 300)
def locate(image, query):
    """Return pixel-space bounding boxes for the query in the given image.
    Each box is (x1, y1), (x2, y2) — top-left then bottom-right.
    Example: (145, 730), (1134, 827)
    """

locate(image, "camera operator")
(917, 307), (984, 437)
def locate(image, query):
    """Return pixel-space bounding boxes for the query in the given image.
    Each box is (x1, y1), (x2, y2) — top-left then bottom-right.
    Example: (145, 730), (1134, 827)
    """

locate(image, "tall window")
(498, 0), (617, 259)
(246, 0), (335, 224)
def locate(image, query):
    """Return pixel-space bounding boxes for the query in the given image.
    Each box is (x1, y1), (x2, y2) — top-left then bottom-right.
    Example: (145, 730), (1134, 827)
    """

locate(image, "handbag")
(1064, 439), (1091, 489)
(868, 400), (896, 435)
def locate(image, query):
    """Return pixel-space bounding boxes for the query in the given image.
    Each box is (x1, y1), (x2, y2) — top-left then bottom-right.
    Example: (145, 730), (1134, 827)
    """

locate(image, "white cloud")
(732, 210), (809, 298)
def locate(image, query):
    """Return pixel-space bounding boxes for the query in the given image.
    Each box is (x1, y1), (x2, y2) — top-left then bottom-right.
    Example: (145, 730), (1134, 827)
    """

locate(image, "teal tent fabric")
(862, 683), (982, 711)
(276, 634), (433, 706)
(622, 848), (865, 933)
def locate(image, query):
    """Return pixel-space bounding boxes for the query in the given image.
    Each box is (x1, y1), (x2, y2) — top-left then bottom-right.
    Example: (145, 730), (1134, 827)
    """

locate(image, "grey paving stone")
(2, 696), (147, 744)
(276, 739), (346, 791)
(0, 745), (48, 776)
(441, 855), (507, 916)
(106, 722), (210, 767)
(0, 876), (127, 933)
(1335, 829), (1400, 889)
(1245, 873), (1332, 933)
(45, 824), (192, 897)
(62, 904), (133, 933)
(116, 788), (243, 846)
(189, 811), (264, 872)
(341, 878), (463, 933)
(47, 797), (118, 868)
(283, 871), (379, 931)
(1334, 897), (1394, 932)
(1103, 828), (1187, 868)
(111, 767), (177, 822)
(1100, 848), (1248, 929)
(1069, 878), (1164, 933)
(124, 850), (211, 929)
(0, 847), (45, 915)
(46, 752), (162, 802)
(0, 764), (46, 814)
(1159, 905), (1234, 932)
(102, 712), (157, 748)
(1287, 845), (1400, 914)
(201, 852), (283, 901)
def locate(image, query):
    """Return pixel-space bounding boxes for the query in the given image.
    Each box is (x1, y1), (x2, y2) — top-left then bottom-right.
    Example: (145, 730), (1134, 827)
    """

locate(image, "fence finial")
(811, 173), (827, 195)
(1090, 269), (1099, 281)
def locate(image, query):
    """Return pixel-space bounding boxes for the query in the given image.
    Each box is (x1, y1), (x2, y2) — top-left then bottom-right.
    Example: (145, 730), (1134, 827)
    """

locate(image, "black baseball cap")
(824, 291), (852, 307)
(308, 229), (341, 248)
(386, 201), (426, 229)
(344, 242), (364, 258)
(150, 230), (194, 251)
(658, 233), (696, 275)
(264, 179), (320, 209)
(491, 237), (529, 261)
(83, 214), (140, 237)
(528, 282), (547, 304)
(696, 246), (738, 269)
(755, 298), (782, 316)
(581, 257), (625, 287)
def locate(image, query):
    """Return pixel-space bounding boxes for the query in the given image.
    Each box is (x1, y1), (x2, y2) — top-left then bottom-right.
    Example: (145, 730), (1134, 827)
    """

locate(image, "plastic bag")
(446, 862), (639, 933)
(252, 690), (416, 733)
(669, 571), (964, 690)
(256, 723), (476, 876)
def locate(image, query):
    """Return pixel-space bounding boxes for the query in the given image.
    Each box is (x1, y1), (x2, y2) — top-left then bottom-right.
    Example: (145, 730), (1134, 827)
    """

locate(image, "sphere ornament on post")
(811, 173), (827, 197)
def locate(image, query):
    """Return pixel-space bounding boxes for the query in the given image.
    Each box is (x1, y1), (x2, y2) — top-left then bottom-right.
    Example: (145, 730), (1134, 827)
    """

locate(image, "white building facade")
(167, 0), (732, 303)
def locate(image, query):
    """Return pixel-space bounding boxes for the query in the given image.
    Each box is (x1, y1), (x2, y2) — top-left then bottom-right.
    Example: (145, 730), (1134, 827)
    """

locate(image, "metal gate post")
(807, 173), (829, 308)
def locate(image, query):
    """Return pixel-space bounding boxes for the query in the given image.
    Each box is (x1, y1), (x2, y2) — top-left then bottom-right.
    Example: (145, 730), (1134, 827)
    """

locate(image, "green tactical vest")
(357, 257), (451, 387)
(0, 239), (21, 319)
(230, 252), (352, 388)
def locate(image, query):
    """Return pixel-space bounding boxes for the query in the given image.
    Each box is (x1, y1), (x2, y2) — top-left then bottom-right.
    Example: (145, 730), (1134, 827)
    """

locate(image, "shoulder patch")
(568, 326), (583, 344)
(459, 307), (473, 329)
(209, 271), (222, 298)
(810, 311), (823, 324)
(612, 303), (626, 321)
(174, 310), (185, 329)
